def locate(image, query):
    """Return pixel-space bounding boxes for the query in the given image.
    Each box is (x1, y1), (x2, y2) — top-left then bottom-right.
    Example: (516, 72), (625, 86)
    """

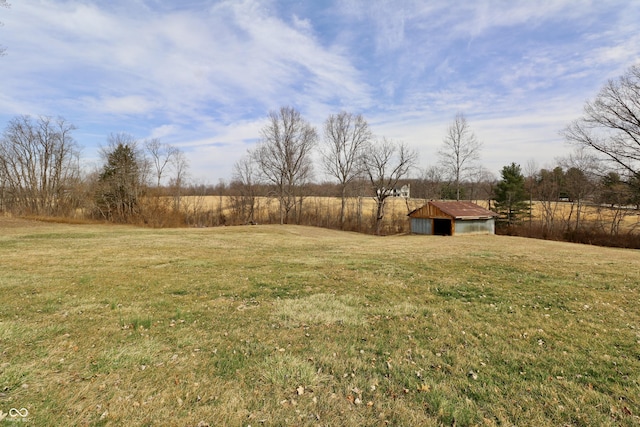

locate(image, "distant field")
(178, 195), (419, 219)
(179, 195), (639, 231)
(0, 217), (639, 425)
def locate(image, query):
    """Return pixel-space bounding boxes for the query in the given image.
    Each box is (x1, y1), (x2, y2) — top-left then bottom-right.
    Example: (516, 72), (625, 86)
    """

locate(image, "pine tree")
(494, 163), (528, 226)
(95, 142), (143, 222)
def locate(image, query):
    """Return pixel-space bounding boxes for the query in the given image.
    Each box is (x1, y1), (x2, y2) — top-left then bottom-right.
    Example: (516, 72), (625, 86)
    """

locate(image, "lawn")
(0, 217), (639, 426)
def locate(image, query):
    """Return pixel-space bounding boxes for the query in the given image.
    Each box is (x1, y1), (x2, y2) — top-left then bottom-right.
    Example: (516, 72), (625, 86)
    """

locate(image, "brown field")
(177, 195), (639, 233)
(178, 195), (421, 217)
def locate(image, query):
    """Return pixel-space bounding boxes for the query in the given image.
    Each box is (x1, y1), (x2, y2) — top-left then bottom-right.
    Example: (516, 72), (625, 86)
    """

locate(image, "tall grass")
(0, 217), (639, 425)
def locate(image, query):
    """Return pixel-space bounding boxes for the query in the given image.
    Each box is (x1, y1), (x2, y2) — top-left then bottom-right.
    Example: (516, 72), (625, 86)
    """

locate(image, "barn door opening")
(433, 218), (452, 236)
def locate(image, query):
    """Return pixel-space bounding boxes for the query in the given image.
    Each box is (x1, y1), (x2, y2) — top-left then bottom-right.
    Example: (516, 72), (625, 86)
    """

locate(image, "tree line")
(0, 120), (189, 225)
(236, 106), (420, 235)
(0, 65), (639, 244)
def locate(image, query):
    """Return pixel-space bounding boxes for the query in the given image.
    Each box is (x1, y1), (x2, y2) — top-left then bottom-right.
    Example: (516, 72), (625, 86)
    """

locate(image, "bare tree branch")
(232, 152), (259, 224)
(361, 137), (418, 235)
(321, 111), (371, 229)
(254, 106), (317, 224)
(145, 138), (178, 188)
(563, 65), (640, 176)
(438, 112), (482, 200)
(169, 149), (189, 212)
(0, 115), (80, 215)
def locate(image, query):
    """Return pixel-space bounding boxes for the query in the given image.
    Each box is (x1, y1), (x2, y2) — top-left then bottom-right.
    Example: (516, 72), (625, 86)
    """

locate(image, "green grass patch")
(0, 218), (639, 425)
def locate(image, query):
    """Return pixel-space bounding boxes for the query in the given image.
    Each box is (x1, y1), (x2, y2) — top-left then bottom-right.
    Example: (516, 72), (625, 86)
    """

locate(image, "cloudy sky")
(1, 0), (639, 183)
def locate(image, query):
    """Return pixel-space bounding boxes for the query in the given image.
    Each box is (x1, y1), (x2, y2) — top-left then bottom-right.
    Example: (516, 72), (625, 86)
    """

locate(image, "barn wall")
(409, 204), (448, 219)
(454, 219), (495, 235)
(411, 218), (495, 235)
(410, 218), (432, 235)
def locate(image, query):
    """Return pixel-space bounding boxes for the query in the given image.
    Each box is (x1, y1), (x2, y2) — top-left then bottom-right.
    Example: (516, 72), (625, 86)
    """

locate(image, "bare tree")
(596, 172), (634, 235)
(145, 138), (178, 188)
(321, 111), (371, 229)
(0, 115), (80, 216)
(232, 152), (259, 224)
(563, 64), (640, 177)
(534, 166), (564, 237)
(412, 165), (444, 200)
(361, 138), (418, 235)
(254, 106), (317, 224)
(169, 149), (189, 213)
(0, 162), (6, 211)
(466, 166), (495, 203)
(559, 148), (598, 232)
(524, 159), (539, 228)
(182, 179), (208, 227)
(438, 112), (482, 200)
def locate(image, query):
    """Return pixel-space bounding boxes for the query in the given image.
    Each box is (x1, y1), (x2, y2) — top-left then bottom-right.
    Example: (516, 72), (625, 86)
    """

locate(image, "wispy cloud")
(3, 1), (370, 115)
(1, 0), (639, 180)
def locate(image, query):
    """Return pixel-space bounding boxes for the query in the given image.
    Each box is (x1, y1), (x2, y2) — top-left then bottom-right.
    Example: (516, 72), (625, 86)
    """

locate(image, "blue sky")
(1, 0), (639, 183)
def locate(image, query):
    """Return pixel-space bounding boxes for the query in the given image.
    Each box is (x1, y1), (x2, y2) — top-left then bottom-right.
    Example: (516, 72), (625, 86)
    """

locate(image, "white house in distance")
(408, 201), (498, 236)
(393, 184), (410, 198)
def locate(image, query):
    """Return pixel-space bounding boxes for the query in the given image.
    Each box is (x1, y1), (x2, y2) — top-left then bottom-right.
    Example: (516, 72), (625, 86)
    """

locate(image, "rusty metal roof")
(429, 201), (498, 219)
(410, 201), (498, 219)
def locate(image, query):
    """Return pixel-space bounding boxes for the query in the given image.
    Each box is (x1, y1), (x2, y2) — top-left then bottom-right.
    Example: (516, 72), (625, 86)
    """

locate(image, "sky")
(1, 0), (639, 184)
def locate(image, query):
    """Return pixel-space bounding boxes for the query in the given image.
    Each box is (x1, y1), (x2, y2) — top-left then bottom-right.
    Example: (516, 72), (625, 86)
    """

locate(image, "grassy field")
(0, 216), (639, 426)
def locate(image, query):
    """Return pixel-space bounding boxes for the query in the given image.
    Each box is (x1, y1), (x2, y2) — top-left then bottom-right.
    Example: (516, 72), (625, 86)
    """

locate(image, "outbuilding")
(408, 201), (498, 236)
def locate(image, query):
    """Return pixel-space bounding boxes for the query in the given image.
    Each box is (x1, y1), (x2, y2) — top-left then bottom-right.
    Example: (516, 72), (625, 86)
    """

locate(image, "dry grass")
(0, 217), (639, 426)
(180, 195), (639, 233)
(273, 294), (366, 327)
(178, 195), (420, 227)
(527, 201), (639, 227)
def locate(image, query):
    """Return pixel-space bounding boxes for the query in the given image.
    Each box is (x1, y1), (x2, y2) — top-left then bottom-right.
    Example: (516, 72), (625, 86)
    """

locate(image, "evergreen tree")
(627, 173), (640, 209)
(598, 171), (639, 208)
(494, 163), (528, 226)
(95, 139), (144, 222)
